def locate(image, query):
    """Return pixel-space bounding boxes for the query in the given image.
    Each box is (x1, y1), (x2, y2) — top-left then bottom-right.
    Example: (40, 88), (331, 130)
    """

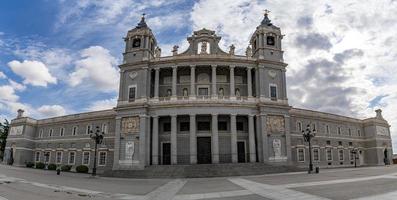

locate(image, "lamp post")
(90, 126), (104, 176)
(351, 148), (358, 168)
(302, 124), (316, 173)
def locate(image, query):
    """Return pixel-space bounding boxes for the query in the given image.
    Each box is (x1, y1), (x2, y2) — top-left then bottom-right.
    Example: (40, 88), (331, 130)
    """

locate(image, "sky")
(0, 0), (397, 149)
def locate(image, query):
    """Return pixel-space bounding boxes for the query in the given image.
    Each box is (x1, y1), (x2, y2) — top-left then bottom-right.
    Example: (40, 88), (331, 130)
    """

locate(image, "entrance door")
(197, 137), (212, 164)
(162, 143), (171, 165)
(237, 141), (246, 163)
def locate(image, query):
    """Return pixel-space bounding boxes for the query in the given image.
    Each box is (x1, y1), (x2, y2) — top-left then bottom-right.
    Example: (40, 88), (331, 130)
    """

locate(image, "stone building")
(3, 13), (393, 173)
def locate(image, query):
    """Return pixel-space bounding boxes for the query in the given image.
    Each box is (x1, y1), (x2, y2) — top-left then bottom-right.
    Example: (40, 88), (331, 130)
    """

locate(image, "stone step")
(103, 163), (304, 178)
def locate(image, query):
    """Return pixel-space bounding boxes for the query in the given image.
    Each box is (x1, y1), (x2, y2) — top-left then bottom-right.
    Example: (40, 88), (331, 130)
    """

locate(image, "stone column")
(230, 114), (238, 163)
(230, 65), (235, 99)
(282, 69), (287, 100)
(211, 114), (219, 163)
(261, 114), (269, 162)
(171, 115), (177, 164)
(152, 116), (159, 165)
(211, 65), (217, 99)
(112, 117), (122, 170)
(139, 115), (147, 168)
(255, 115), (263, 162)
(117, 70), (124, 104)
(247, 67), (253, 98)
(172, 66), (177, 100)
(189, 114), (197, 164)
(190, 65), (196, 99)
(284, 115), (292, 164)
(248, 115), (257, 162)
(154, 68), (160, 100)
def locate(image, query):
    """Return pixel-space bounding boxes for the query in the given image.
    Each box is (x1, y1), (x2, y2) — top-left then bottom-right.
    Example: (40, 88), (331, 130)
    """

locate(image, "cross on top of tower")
(264, 9), (271, 16)
(261, 9), (273, 26)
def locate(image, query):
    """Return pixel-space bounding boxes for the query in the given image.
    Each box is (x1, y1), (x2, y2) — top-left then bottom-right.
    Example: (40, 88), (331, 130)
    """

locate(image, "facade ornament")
(154, 47), (161, 58)
(172, 45), (179, 56)
(273, 139), (282, 158)
(17, 109), (24, 118)
(268, 70), (277, 79)
(125, 141), (135, 160)
(245, 46), (252, 57)
(200, 41), (208, 54)
(266, 115), (285, 133)
(375, 109), (384, 120)
(229, 44), (235, 55)
(129, 72), (138, 80)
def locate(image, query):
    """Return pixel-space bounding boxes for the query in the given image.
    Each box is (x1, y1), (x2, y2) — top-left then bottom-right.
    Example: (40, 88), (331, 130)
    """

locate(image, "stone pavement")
(1, 164), (397, 200)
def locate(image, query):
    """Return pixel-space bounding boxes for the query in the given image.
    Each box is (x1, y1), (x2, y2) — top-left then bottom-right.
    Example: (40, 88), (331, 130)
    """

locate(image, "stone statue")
(17, 109), (24, 118)
(200, 41), (208, 54)
(155, 47), (161, 58)
(229, 44), (235, 55)
(172, 45), (179, 56)
(125, 141), (135, 160)
(245, 46), (252, 57)
(273, 139), (281, 158)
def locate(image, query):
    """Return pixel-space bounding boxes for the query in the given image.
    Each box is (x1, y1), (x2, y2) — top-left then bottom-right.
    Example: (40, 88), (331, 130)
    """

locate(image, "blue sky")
(1, 0), (397, 148)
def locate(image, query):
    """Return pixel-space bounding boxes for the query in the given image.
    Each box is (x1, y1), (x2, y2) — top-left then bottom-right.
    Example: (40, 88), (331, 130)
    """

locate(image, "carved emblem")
(268, 70), (277, 79)
(273, 139), (282, 158)
(125, 141), (135, 160)
(129, 72), (138, 80)
(9, 126), (23, 136)
(121, 117), (140, 134)
(266, 115), (285, 134)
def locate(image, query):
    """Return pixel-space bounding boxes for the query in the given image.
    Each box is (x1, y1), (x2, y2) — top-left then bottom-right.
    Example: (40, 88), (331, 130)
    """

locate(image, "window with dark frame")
(129, 87), (136, 102)
(218, 121), (228, 131)
(270, 85), (277, 100)
(163, 123), (171, 132)
(266, 36), (275, 46)
(197, 121), (211, 131)
(179, 122), (190, 132)
(132, 38), (141, 48)
(236, 122), (244, 131)
(326, 140), (331, 145)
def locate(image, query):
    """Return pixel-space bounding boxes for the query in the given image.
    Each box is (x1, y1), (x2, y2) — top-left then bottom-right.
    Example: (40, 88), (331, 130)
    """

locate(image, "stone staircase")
(103, 163), (304, 178)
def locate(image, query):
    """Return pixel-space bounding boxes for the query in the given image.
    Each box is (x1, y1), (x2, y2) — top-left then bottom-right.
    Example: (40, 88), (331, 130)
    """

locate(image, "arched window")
(266, 36), (275, 46)
(132, 38), (141, 48)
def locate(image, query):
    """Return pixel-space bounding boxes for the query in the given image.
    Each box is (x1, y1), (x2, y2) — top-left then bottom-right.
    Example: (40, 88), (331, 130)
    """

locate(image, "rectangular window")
(72, 126), (78, 136)
(82, 152), (90, 165)
(339, 149), (344, 161)
(348, 129), (351, 136)
(338, 141), (342, 146)
(69, 152), (76, 165)
(44, 152), (50, 163)
(39, 129), (43, 138)
(128, 86), (136, 102)
(338, 127), (342, 135)
(49, 129), (53, 137)
(99, 152), (107, 166)
(313, 148), (319, 162)
(60, 128), (64, 137)
(179, 122), (190, 132)
(163, 123), (171, 132)
(35, 152), (40, 162)
(102, 123), (108, 134)
(350, 150), (354, 161)
(236, 122), (244, 131)
(326, 125), (330, 134)
(197, 122), (210, 131)
(270, 85), (277, 100)
(326, 140), (331, 145)
(349, 142), (353, 146)
(198, 88), (209, 96)
(56, 151), (62, 164)
(326, 148), (333, 161)
(297, 122), (302, 132)
(357, 130), (361, 137)
(218, 121), (228, 131)
(298, 148), (305, 162)
(86, 125), (91, 135)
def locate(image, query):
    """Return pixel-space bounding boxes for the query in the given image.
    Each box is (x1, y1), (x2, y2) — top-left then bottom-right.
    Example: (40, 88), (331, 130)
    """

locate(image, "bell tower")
(123, 14), (157, 63)
(250, 11), (283, 62)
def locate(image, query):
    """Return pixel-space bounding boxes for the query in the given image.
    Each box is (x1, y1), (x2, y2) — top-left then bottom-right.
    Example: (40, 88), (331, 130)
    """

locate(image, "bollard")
(315, 167), (319, 173)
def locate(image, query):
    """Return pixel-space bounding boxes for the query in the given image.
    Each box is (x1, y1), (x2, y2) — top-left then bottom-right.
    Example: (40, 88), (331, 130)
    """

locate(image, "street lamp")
(302, 124), (316, 173)
(90, 126), (104, 176)
(351, 148), (358, 168)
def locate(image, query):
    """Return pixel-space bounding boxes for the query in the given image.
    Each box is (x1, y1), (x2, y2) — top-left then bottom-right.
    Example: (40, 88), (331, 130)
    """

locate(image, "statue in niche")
(273, 139), (282, 158)
(155, 47), (161, 58)
(200, 41), (208, 54)
(172, 45), (179, 56)
(245, 46), (252, 57)
(229, 44), (235, 55)
(218, 88), (224, 97)
(183, 88), (188, 97)
(125, 141), (135, 160)
(235, 88), (240, 97)
(167, 89), (172, 97)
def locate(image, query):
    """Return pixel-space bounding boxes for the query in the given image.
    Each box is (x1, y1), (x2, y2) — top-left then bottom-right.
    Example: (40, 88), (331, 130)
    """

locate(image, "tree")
(0, 119), (10, 161)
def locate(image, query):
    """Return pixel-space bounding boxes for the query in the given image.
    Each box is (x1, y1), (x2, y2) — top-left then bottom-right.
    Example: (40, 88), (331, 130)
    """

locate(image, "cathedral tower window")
(270, 84), (277, 100)
(132, 38), (141, 48)
(128, 85), (137, 102)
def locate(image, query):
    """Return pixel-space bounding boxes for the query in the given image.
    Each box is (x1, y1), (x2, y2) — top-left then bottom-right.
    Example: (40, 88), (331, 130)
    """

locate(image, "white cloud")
(86, 97), (117, 111)
(37, 105), (66, 118)
(0, 71), (6, 79)
(68, 46), (119, 91)
(8, 79), (26, 91)
(0, 85), (19, 101)
(7, 60), (57, 87)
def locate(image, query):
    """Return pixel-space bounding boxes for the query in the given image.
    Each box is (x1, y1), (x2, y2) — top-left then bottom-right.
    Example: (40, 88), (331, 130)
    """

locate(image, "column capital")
(154, 67), (160, 71)
(189, 114), (196, 117)
(230, 113), (237, 117)
(248, 114), (255, 117)
(211, 64), (217, 68)
(246, 66), (253, 70)
(190, 65), (196, 68)
(211, 113), (218, 116)
(172, 65), (178, 69)
(152, 115), (159, 119)
(139, 114), (148, 118)
(229, 65), (235, 69)
(170, 114), (177, 117)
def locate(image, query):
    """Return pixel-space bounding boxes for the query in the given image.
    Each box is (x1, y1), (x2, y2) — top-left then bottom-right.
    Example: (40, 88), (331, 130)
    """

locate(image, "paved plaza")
(1, 165), (397, 200)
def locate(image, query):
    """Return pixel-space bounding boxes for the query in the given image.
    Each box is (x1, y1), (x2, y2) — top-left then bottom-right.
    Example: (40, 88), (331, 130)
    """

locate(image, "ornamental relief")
(121, 117), (140, 134)
(266, 115), (285, 134)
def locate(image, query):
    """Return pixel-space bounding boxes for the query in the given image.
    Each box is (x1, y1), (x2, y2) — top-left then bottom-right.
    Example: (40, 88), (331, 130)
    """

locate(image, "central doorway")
(197, 137), (212, 164)
(162, 143), (171, 165)
(237, 141), (246, 163)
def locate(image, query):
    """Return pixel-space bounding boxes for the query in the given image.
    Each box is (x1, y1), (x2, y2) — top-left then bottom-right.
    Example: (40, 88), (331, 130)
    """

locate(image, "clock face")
(132, 39), (141, 48)
(266, 36), (275, 46)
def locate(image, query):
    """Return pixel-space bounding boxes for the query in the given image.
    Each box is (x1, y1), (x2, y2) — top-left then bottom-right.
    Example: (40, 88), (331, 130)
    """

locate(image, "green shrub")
(26, 162), (34, 168)
(35, 162), (45, 169)
(61, 165), (72, 172)
(47, 164), (57, 170)
(75, 165), (89, 173)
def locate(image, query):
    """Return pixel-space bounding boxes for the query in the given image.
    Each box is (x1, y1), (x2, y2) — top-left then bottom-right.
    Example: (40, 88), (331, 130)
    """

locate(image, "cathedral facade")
(4, 14), (393, 173)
